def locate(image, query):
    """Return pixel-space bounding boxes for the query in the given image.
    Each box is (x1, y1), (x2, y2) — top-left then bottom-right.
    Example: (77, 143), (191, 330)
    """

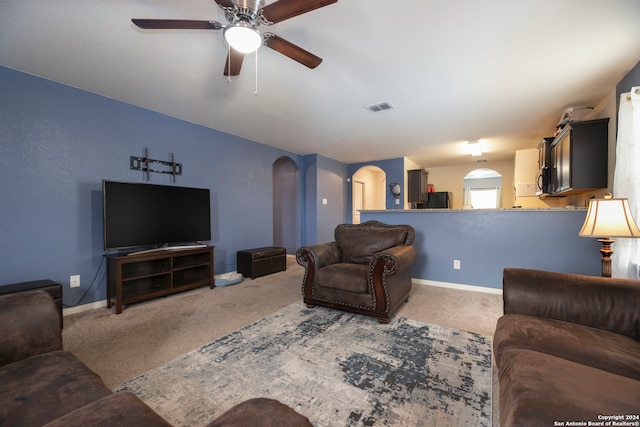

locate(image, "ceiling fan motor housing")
(235, 0), (265, 12)
(223, 0), (267, 26)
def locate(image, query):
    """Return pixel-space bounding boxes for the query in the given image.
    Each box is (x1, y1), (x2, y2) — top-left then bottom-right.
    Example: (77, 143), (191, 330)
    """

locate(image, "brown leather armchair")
(296, 220), (417, 323)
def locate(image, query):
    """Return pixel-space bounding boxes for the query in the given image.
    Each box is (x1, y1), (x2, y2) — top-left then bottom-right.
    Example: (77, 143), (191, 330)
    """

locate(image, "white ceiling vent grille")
(365, 101), (395, 112)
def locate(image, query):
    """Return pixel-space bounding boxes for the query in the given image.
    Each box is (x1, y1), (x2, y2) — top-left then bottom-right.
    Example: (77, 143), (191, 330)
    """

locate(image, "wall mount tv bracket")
(130, 148), (182, 182)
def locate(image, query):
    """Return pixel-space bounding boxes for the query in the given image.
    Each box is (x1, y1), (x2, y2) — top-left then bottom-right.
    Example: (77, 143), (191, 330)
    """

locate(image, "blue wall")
(301, 155), (318, 246)
(300, 154), (350, 245)
(2, 63), (618, 307)
(348, 158), (406, 214)
(361, 209), (602, 289)
(1, 66), (330, 307)
(616, 60), (640, 111)
(316, 155), (350, 243)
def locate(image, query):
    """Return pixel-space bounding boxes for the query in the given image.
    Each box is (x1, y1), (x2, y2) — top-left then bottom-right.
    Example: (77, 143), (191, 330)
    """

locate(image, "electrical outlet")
(70, 275), (80, 288)
(453, 260), (461, 270)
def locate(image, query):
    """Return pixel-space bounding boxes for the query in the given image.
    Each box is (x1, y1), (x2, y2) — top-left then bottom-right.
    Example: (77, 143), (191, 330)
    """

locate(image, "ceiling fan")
(131, 0), (338, 77)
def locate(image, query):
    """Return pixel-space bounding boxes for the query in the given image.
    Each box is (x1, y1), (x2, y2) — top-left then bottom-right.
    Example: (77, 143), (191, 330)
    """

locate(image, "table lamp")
(579, 193), (640, 277)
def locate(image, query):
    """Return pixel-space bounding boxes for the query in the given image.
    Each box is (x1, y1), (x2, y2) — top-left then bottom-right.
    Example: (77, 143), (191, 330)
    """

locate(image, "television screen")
(103, 180), (211, 251)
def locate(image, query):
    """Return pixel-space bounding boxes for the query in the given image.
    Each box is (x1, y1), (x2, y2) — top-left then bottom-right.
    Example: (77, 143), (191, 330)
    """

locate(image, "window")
(464, 187), (501, 209)
(463, 168), (502, 209)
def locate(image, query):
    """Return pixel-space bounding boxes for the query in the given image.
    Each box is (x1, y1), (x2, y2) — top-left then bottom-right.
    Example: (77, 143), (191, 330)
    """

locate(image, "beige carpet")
(116, 302), (493, 427)
(63, 256), (503, 422)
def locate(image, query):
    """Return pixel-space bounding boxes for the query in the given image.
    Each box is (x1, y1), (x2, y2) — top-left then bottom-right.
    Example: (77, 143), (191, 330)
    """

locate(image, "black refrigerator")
(415, 192), (451, 209)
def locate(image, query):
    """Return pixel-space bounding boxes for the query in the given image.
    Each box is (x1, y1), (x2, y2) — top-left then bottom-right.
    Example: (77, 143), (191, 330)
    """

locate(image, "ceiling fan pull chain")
(254, 50), (259, 96)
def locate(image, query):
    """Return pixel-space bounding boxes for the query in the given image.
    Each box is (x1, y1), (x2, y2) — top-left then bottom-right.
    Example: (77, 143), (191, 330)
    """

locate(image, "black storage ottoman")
(0, 279), (63, 328)
(237, 247), (286, 279)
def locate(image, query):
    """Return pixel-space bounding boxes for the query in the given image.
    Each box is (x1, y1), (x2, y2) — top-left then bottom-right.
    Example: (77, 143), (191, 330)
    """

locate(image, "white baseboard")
(61, 274), (500, 318)
(63, 300), (107, 317)
(412, 278), (503, 295)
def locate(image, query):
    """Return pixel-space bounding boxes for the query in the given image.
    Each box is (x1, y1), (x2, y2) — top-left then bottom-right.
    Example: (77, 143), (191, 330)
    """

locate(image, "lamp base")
(598, 238), (614, 278)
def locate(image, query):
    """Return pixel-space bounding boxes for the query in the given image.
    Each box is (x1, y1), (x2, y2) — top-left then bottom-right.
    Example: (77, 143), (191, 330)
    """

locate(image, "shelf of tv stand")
(106, 246), (214, 314)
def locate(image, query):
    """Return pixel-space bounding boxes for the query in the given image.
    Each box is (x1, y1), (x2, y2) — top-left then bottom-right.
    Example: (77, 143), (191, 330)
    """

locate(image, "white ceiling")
(2, 0), (640, 167)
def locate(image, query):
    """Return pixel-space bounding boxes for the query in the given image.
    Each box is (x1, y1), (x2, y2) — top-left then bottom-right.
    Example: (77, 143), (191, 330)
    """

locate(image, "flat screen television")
(103, 180), (211, 251)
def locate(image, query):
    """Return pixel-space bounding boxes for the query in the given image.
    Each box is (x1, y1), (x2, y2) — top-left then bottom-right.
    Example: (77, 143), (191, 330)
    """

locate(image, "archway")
(352, 166), (386, 223)
(463, 168), (502, 209)
(273, 157), (299, 253)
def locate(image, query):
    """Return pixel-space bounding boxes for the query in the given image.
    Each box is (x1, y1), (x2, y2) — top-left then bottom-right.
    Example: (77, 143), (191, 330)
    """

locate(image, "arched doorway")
(463, 168), (502, 209)
(352, 166), (386, 223)
(273, 157), (299, 253)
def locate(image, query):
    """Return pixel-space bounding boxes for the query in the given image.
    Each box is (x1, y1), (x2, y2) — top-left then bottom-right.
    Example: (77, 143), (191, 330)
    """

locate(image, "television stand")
(126, 244), (207, 256)
(106, 246), (214, 314)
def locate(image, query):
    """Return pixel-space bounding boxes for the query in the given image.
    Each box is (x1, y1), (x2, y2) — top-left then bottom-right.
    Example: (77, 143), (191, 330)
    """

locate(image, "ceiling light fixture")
(468, 140), (483, 156)
(223, 22), (262, 54)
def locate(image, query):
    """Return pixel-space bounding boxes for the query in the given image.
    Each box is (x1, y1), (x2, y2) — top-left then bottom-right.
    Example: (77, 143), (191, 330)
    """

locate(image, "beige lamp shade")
(579, 196), (640, 238)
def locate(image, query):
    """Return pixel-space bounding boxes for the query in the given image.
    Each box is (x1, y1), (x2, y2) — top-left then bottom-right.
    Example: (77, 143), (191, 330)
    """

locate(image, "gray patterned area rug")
(116, 302), (492, 426)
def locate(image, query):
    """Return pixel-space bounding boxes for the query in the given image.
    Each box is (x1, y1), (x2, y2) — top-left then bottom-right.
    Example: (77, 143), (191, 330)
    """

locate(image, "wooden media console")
(106, 246), (214, 314)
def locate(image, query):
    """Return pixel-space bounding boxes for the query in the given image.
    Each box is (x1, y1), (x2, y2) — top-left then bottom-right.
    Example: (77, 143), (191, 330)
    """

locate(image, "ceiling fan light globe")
(224, 23), (262, 53)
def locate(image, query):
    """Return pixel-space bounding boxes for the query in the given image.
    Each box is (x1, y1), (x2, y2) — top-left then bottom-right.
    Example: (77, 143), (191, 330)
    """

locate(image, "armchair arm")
(296, 242), (341, 270)
(367, 245), (417, 315)
(370, 245), (417, 275)
(297, 242), (341, 302)
(0, 290), (62, 367)
(503, 268), (640, 340)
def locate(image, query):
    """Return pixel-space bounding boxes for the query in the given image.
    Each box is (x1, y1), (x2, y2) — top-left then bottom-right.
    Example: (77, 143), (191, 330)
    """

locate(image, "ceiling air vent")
(365, 101), (395, 112)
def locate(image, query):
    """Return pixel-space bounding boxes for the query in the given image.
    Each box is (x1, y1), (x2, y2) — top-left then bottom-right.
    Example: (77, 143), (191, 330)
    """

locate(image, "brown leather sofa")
(0, 290), (312, 427)
(296, 220), (417, 323)
(494, 268), (640, 426)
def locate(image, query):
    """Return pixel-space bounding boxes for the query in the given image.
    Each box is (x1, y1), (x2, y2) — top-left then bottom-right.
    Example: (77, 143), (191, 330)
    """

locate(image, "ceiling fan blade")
(224, 48), (245, 76)
(264, 33), (322, 69)
(214, 0), (236, 8)
(260, 0), (337, 24)
(131, 19), (223, 30)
